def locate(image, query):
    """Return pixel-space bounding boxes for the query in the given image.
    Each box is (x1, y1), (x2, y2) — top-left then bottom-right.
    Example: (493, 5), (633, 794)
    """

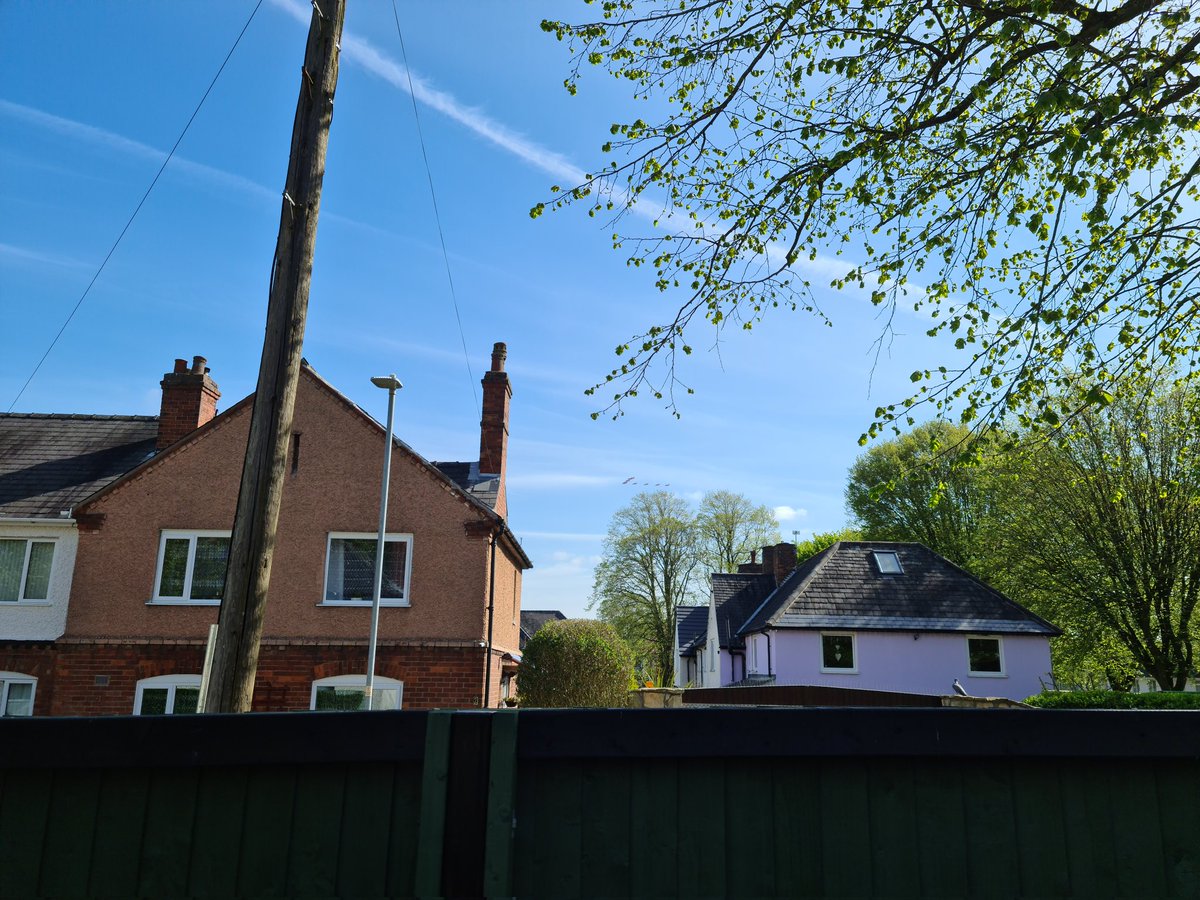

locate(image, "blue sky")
(1, 1), (944, 617)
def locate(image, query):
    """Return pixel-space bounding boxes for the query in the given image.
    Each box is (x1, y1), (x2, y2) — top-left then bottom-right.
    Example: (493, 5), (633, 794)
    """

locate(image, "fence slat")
(236, 766), (298, 897)
(867, 760), (920, 897)
(38, 769), (102, 897)
(677, 758), (727, 899)
(1011, 763), (1071, 897)
(484, 710), (519, 898)
(629, 758), (678, 898)
(725, 760), (775, 898)
(286, 764), (347, 897)
(336, 762), (397, 898)
(0, 768), (51, 898)
(959, 761), (1021, 899)
(1156, 760), (1200, 897)
(414, 709), (452, 897)
(820, 759), (873, 898)
(88, 767), (150, 897)
(188, 765), (250, 898)
(138, 767), (201, 898)
(1111, 764), (1167, 897)
(914, 760), (968, 897)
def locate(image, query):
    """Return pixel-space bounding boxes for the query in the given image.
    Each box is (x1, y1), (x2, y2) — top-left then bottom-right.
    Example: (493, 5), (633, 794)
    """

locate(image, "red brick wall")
(45, 641), (489, 715)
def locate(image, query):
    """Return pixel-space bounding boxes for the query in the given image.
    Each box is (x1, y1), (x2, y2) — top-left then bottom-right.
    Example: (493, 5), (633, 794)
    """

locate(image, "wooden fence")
(2, 707), (1198, 898)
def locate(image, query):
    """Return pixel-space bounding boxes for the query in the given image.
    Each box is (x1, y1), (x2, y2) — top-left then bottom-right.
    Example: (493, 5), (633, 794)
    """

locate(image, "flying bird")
(622, 477), (635, 484)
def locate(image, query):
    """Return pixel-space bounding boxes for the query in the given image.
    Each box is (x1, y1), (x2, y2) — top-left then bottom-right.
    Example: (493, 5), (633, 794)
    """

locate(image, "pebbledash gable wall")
(55, 365), (525, 713)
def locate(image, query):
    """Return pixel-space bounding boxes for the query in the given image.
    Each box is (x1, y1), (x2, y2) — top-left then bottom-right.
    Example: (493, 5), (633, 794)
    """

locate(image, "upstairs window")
(872, 550), (903, 574)
(0, 672), (36, 716)
(134, 675), (202, 715)
(0, 538), (55, 602)
(153, 531), (230, 603)
(323, 533), (412, 605)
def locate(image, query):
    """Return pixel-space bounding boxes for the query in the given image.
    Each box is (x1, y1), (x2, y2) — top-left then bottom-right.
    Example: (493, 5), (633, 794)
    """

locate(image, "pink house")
(678, 541), (1058, 701)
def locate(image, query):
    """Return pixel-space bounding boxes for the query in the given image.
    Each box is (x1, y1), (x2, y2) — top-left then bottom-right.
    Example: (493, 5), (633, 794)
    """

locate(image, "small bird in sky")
(622, 476), (635, 484)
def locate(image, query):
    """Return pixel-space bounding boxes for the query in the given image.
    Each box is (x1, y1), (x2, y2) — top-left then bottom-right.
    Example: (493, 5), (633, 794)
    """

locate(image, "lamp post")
(365, 373), (402, 710)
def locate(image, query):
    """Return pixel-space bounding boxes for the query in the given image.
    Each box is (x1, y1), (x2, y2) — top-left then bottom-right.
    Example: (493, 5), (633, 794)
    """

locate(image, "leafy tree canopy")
(795, 527), (862, 562)
(696, 489), (780, 573)
(540, 1), (1200, 434)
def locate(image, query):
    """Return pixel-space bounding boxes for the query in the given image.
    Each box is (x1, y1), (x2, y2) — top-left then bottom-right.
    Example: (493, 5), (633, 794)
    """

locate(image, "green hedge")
(520, 619), (634, 708)
(1025, 690), (1200, 709)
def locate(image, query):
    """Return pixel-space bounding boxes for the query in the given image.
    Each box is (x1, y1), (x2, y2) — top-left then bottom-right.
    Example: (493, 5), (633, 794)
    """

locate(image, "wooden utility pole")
(204, 0), (347, 713)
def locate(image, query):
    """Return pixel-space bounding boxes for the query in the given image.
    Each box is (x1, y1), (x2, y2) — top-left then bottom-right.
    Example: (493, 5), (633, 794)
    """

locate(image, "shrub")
(1024, 690), (1200, 710)
(519, 619), (634, 708)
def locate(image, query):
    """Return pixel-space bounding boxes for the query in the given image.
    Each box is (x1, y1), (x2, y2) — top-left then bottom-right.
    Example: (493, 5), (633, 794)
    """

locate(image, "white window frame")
(873, 550), (903, 574)
(133, 674), (203, 715)
(310, 674), (404, 711)
(0, 672), (36, 716)
(820, 632), (858, 674)
(320, 532), (413, 607)
(150, 530), (231, 605)
(0, 537), (57, 605)
(966, 635), (1006, 677)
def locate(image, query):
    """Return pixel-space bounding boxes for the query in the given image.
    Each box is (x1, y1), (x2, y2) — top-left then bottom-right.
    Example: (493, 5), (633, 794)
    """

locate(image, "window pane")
(373, 688), (400, 710)
(822, 634), (854, 669)
(158, 539), (189, 597)
(335, 539), (376, 601)
(190, 537), (230, 600)
(382, 541), (407, 599)
(0, 540), (24, 602)
(23, 542), (54, 600)
(315, 685), (367, 710)
(3, 682), (33, 716)
(969, 638), (1002, 673)
(173, 687), (201, 715)
(873, 551), (902, 574)
(140, 688), (169, 715)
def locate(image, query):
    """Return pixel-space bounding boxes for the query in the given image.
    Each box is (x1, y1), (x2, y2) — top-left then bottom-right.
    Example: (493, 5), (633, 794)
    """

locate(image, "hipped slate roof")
(737, 542), (1059, 637)
(519, 609), (566, 650)
(675, 604), (708, 656)
(0, 414), (157, 517)
(711, 573), (777, 650)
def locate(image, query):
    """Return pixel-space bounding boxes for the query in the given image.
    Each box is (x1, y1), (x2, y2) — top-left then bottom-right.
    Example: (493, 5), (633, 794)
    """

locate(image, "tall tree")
(591, 491), (702, 683)
(695, 490), (780, 574)
(795, 528), (862, 562)
(846, 420), (993, 575)
(994, 380), (1200, 690)
(539, 3), (1200, 434)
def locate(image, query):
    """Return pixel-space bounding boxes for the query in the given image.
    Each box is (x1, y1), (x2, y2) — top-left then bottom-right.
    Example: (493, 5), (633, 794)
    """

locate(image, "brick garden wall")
(43, 641), (489, 715)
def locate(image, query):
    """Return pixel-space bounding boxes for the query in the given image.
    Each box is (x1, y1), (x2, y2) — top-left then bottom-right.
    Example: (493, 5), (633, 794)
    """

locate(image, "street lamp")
(365, 373), (402, 710)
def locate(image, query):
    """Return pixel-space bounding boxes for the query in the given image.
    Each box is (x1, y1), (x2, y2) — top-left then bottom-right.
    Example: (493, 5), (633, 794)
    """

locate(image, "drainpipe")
(483, 528), (498, 708)
(766, 632), (772, 678)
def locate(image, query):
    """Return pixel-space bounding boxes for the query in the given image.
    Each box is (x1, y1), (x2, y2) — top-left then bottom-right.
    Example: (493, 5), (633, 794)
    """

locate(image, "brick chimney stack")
(157, 355), (220, 450)
(479, 342), (511, 478)
(760, 542), (797, 584)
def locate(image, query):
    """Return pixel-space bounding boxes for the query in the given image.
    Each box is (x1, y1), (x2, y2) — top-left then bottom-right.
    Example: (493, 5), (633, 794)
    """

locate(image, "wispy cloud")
(505, 472), (616, 489)
(0, 98), (275, 203)
(0, 242), (90, 270)
(518, 531), (606, 542)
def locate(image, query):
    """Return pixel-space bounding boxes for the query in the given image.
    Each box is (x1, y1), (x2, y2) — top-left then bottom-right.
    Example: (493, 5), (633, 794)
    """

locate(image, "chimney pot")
(490, 342), (507, 372)
(173, 358), (188, 374)
(191, 355), (207, 375)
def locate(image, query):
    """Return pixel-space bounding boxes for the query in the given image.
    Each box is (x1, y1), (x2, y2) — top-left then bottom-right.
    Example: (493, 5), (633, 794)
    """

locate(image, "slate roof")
(432, 460), (500, 510)
(711, 573), (777, 650)
(737, 542), (1059, 637)
(0, 414), (158, 517)
(520, 609), (566, 650)
(675, 604), (708, 657)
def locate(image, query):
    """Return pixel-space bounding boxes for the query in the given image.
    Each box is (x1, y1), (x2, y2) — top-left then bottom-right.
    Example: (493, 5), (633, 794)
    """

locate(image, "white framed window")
(151, 530), (231, 604)
(134, 674), (202, 715)
(0, 672), (36, 716)
(873, 550), (903, 574)
(322, 533), (413, 606)
(821, 632), (857, 673)
(967, 636), (1006, 676)
(310, 674), (403, 711)
(0, 538), (56, 603)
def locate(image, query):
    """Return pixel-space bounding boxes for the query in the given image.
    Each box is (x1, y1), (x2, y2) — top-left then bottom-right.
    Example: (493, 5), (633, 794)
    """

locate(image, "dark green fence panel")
(2, 707), (1199, 898)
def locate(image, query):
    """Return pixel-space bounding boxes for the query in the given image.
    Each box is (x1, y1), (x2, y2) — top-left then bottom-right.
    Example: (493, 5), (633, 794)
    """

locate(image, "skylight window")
(873, 551), (903, 574)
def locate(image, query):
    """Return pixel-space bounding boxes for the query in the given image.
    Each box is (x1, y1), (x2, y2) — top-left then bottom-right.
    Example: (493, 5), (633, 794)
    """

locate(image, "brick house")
(0, 345), (531, 715)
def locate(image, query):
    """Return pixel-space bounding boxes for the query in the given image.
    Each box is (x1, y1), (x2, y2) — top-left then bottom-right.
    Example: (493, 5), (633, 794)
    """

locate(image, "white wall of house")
(0, 520), (78, 640)
(745, 629), (1053, 701)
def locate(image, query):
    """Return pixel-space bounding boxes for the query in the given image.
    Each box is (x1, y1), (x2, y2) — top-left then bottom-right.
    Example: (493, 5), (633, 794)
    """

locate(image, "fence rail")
(2, 707), (1198, 898)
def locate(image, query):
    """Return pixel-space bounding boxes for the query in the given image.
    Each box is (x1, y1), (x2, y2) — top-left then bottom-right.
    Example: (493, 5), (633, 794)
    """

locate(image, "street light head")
(370, 374), (402, 391)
